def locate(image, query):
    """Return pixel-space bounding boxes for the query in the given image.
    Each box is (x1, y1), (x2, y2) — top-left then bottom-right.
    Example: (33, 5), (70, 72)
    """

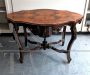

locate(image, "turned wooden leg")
(61, 26), (66, 46)
(67, 25), (77, 63)
(13, 24), (24, 63)
(23, 26), (28, 47)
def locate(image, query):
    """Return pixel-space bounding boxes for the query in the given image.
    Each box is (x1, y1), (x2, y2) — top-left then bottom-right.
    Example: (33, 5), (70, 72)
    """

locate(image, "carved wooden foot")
(67, 51), (71, 63)
(19, 48), (23, 63)
(19, 57), (23, 63)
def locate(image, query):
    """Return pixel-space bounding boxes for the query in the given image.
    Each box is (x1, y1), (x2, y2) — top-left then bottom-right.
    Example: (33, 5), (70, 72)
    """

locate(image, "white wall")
(5, 0), (86, 14)
(5, 0), (86, 32)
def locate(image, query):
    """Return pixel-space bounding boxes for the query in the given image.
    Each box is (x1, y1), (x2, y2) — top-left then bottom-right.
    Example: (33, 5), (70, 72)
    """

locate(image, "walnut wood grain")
(7, 9), (83, 26)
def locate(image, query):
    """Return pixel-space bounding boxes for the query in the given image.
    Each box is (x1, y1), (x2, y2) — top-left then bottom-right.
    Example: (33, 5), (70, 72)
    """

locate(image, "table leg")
(23, 26), (28, 47)
(13, 24), (24, 63)
(67, 25), (77, 63)
(61, 26), (66, 46)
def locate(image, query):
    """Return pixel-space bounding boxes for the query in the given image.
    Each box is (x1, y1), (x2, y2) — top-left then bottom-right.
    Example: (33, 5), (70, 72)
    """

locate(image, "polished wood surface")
(7, 9), (83, 26)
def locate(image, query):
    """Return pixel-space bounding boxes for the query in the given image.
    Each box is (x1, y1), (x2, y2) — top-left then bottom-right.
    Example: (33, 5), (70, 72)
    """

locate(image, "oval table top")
(7, 9), (83, 26)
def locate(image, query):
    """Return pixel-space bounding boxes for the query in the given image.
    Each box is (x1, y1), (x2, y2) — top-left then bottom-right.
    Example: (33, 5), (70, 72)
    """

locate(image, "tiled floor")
(0, 34), (90, 75)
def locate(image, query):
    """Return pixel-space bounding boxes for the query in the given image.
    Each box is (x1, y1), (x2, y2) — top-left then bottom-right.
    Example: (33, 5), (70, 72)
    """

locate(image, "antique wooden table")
(7, 9), (83, 63)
